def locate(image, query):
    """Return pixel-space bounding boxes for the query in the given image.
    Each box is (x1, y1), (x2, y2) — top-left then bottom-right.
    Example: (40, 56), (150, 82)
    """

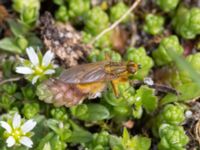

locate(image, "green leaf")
(73, 103), (110, 121)
(177, 82), (200, 101)
(36, 132), (55, 150)
(7, 19), (29, 36)
(68, 120), (92, 143)
(122, 128), (130, 145)
(0, 37), (22, 53)
(135, 86), (158, 113)
(27, 35), (43, 48)
(160, 93), (178, 105)
(46, 119), (61, 134)
(130, 136), (151, 150)
(167, 47), (200, 87)
(109, 135), (123, 150)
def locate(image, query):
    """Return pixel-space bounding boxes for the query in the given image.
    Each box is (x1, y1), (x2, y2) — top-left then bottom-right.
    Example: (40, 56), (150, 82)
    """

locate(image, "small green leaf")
(160, 93), (178, 105)
(135, 86), (158, 113)
(177, 82), (200, 101)
(0, 37), (22, 53)
(72, 103), (110, 121)
(68, 120), (92, 143)
(36, 132), (55, 150)
(122, 128), (130, 144)
(109, 135), (123, 149)
(7, 19), (29, 36)
(130, 136), (151, 150)
(27, 34), (43, 48)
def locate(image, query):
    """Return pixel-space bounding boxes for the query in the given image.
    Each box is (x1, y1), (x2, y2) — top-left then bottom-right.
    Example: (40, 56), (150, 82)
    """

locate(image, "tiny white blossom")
(16, 47), (57, 84)
(42, 50), (54, 67)
(26, 47), (39, 66)
(16, 67), (33, 74)
(0, 113), (37, 148)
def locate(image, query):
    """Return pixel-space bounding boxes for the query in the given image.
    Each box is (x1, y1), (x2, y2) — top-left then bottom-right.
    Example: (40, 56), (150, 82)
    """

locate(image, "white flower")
(16, 47), (57, 84)
(0, 113), (37, 148)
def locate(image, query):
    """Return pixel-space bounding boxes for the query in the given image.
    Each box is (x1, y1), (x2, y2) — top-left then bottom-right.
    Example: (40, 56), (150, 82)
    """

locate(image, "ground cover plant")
(0, 0), (200, 149)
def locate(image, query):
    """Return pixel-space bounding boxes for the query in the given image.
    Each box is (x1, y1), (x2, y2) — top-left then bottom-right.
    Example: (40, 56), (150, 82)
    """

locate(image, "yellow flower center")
(11, 128), (23, 141)
(35, 66), (44, 74)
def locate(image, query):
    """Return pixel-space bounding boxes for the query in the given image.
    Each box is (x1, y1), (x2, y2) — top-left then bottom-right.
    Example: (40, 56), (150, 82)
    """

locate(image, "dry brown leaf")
(40, 12), (91, 67)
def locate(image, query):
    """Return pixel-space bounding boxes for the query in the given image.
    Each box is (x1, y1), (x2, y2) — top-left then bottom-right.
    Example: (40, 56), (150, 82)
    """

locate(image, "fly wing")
(59, 61), (114, 84)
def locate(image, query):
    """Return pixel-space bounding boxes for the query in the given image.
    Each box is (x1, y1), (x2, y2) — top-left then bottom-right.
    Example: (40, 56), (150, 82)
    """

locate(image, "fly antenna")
(143, 77), (179, 95)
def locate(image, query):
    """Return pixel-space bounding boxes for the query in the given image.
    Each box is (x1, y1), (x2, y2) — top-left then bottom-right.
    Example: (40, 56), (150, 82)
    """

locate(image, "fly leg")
(111, 80), (119, 98)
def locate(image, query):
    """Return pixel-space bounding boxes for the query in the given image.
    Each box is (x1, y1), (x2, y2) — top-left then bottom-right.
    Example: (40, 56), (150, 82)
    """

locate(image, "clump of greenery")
(54, 0), (90, 22)
(84, 7), (109, 35)
(109, 2), (132, 23)
(12, 0), (40, 28)
(0, 0), (199, 149)
(55, 6), (69, 22)
(152, 35), (184, 66)
(158, 124), (189, 150)
(68, 0), (90, 19)
(88, 48), (121, 62)
(173, 6), (200, 39)
(156, 0), (180, 12)
(82, 7), (112, 48)
(143, 14), (165, 35)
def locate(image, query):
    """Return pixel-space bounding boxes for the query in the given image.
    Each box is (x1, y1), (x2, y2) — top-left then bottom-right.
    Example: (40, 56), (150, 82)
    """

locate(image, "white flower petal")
(31, 75), (40, 84)
(0, 121), (12, 133)
(16, 67), (33, 74)
(44, 69), (55, 75)
(20, 136), (33, 148)
(13, 113), (21, 129)
(26, 47), (39, 66)
(42, 50), (54, 67)
(6, 136), (16, 147)
(21, 119), (36, 134)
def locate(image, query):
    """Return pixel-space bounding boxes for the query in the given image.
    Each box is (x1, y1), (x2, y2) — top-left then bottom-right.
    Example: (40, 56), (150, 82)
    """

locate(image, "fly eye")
(128, 66), (136, 73)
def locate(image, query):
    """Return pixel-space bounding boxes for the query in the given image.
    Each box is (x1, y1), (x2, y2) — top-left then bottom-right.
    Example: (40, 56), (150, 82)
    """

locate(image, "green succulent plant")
(152, 35), (184, 66)
(173, 7), (200, 39)
(156, 0), (180, 12)
(143, 14), (165, 35)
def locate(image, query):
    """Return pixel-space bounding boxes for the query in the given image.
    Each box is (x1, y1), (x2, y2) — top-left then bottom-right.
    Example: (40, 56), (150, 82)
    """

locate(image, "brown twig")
(90, 0), (142, 45)
(0, 77), (22, 85)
